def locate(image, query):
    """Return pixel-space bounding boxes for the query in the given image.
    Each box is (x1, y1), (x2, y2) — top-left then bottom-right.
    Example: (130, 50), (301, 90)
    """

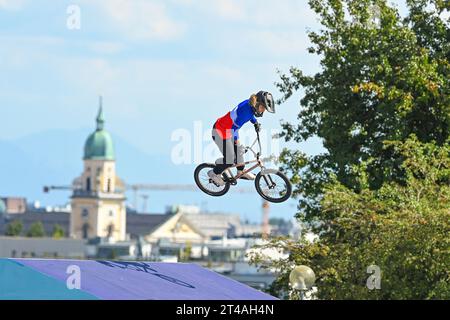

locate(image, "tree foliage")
(251, 137), (450, 299)
(277, 0), (449, 222)
(52, 224), (65, 239)
(250, 0), (450, 299)
(5, 220), (23, 237)
(26, 221), (46, 238)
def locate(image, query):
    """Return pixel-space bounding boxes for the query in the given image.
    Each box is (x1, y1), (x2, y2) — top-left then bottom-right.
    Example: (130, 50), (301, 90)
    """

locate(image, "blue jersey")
(215, 99), (257, 140)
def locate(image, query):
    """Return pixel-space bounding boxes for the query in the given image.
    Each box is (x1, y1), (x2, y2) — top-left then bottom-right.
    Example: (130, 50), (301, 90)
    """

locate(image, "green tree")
(250, 137), (450, 299)
(250, 0), (450, 299)
(52, 224), (65, 239)
(26, 222), (46, 238)
(276, 0), (449, 223)
(5, 220), (23, 237)
(179, 242), (192, 262)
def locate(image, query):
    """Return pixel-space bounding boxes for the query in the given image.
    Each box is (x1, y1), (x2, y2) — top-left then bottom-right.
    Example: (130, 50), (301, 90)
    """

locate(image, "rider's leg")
(234, 142), (256, 180)
(212, 127), (235, 175)
(235, 143), (245, 171)
(209, 127), (236, 186)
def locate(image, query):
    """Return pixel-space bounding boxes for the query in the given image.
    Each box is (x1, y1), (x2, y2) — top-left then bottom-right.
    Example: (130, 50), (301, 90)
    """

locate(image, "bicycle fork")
(262, 173), (276, 189)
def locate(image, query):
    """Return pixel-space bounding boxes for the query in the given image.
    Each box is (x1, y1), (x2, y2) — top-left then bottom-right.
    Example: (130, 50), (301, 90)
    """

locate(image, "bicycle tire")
(194, 163), (230, 197)
(255, 169), (292, 203)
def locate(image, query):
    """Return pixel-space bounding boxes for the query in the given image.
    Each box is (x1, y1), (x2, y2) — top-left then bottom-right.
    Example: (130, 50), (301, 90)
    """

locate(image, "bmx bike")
(194, 131), (292, 203)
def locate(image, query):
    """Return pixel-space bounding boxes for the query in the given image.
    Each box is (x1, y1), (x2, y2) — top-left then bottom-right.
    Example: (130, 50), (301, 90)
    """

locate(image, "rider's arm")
(249, 99), (258, 124)
(250, 106), (260, 131)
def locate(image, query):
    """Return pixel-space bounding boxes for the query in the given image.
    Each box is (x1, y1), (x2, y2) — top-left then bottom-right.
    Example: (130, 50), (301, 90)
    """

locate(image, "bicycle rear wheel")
(255, 169), (292, 203)
(194, 163), (230, 197)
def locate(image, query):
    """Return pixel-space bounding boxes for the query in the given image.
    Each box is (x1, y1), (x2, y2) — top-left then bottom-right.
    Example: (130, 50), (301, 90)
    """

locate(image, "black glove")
(254, 122), (261, 133)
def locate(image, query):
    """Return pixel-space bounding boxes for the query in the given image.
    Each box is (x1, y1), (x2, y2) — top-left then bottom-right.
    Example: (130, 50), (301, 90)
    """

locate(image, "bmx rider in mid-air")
(208, 91), (275, 186)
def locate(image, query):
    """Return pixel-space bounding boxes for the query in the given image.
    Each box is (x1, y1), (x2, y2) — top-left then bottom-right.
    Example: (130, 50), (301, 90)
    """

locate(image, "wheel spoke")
(259, 174), (288, 200)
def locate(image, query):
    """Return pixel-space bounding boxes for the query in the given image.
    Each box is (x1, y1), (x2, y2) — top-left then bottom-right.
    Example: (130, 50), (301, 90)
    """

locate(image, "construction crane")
(127, 184), (199, 210)
(139, 194), (149, 213)
(127, 183), (257, 208)
(126, 183), (272, 238)
(43, 185), (73, 193)
(43, 183), (272, 238)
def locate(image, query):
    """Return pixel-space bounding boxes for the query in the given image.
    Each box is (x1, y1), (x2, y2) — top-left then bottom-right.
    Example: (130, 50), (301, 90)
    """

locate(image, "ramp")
(0, 258), (276, 300)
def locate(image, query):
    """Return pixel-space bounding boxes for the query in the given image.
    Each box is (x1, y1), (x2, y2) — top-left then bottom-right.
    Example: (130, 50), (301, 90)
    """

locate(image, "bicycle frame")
(196, 129), (292, 202)
(223, 131), (274, 182)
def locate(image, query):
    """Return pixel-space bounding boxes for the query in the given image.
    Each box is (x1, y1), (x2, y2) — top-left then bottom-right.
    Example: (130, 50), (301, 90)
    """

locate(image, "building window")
(107, 224), (114, 238)
(86, 177), (91, 191)
(107, 179), (111, 192)
(82, 208), (89, 218)
(82, 223), (89, 239)
(109, 210), (114, 217)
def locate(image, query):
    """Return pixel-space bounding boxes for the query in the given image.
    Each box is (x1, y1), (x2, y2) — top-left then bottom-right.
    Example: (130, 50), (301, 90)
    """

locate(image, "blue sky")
(0, 0), (410, 222)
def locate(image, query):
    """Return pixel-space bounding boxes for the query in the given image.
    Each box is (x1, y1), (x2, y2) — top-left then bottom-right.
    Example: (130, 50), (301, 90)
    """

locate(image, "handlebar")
(244, 130), (262, 159)
(242, 128), (279, 164)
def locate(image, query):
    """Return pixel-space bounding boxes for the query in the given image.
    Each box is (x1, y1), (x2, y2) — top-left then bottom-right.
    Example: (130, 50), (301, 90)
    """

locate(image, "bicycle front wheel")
(255, 169), (292, 203)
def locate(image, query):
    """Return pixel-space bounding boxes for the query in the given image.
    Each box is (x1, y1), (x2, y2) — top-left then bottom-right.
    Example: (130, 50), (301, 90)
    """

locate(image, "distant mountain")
(0, 129), (295, 222)
(0, 139), (56, 200)
(0, 128), (196, 207)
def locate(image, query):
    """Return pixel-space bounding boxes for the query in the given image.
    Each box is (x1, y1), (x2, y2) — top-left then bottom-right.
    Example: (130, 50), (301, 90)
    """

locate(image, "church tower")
(70, 97), (127, 242)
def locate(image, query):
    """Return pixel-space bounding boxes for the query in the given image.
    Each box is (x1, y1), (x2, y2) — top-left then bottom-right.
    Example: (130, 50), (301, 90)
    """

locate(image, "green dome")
(0, 199), (6, 215)
(83, 101), (115, 161)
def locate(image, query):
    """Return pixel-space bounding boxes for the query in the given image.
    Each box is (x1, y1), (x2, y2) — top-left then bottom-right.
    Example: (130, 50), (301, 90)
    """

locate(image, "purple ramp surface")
(13, 259), (277, 300)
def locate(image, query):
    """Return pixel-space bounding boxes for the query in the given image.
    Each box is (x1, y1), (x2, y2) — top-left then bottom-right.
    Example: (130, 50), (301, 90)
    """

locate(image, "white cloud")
(90, 41), (124, 55)
(58, 57), (120, 100)
(0, 35), (65, 69)
(212, 28), (310, 60)
(203, 65), (244, 83)
(251, 1), (318, 27)
(167, 0), (315, 59)
(177, 0), (318, 27)
(214, 0), (246, 21)
(89, 0), (186, 41)
(250, 30), (309, 56)
(0, 0), (25, 10)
